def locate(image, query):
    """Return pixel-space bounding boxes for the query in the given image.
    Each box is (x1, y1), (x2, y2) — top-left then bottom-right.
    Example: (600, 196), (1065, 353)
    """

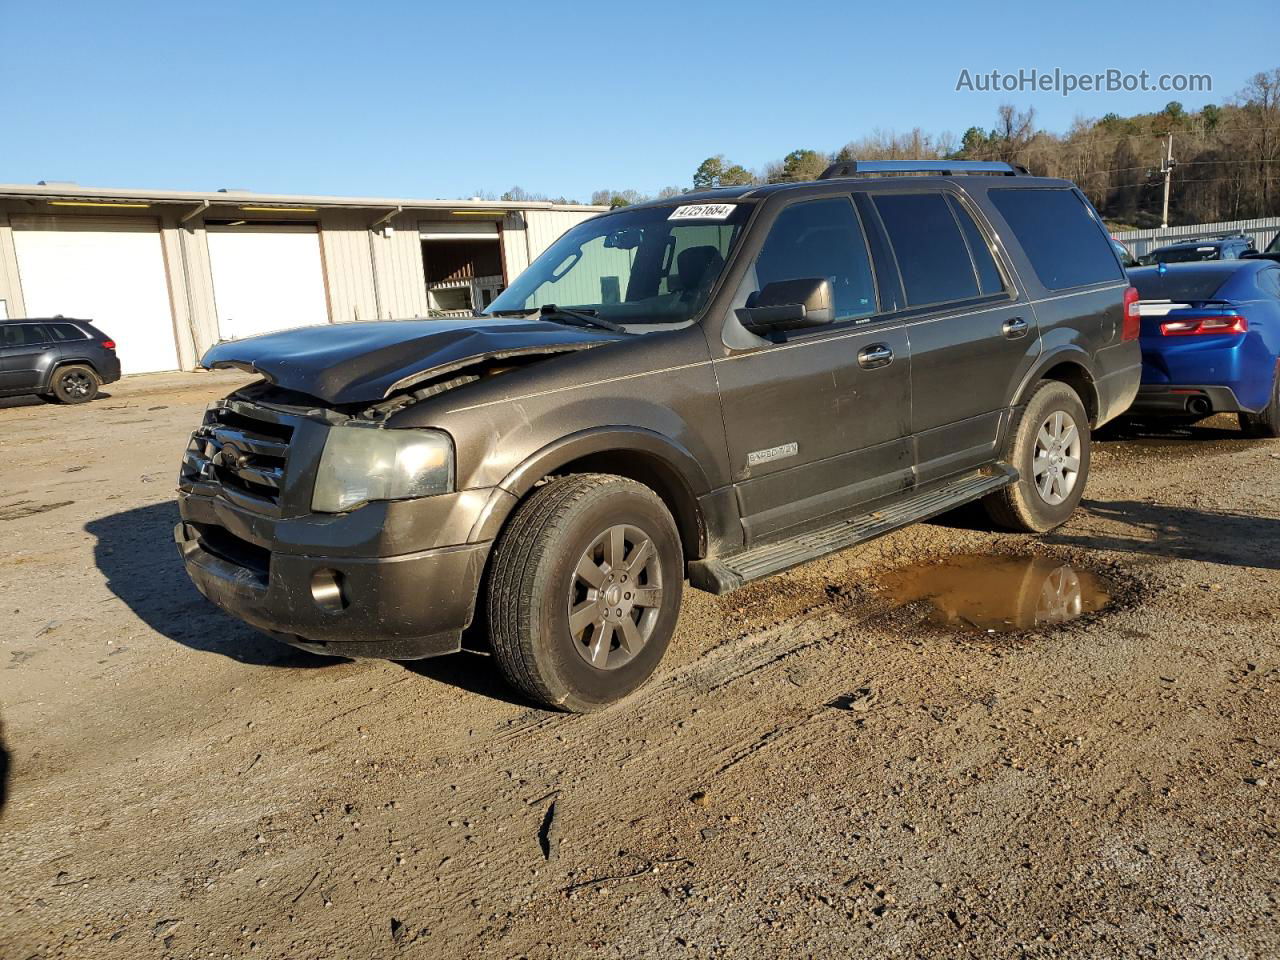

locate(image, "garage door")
(206, 224), (329, 341)
(11, 216), (180, 375)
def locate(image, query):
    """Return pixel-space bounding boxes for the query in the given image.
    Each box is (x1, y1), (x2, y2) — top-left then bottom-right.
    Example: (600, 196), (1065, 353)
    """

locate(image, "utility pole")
(1160, 133), (1176, 228)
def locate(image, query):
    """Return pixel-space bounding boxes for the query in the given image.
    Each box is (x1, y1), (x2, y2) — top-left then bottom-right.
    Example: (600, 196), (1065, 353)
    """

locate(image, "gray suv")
(0, 318), (121, 403)
(176, 161), (1141, 711)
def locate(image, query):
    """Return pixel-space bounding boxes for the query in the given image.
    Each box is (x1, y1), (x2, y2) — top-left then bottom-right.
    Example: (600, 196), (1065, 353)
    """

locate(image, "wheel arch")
(1016, 349), (1100, 425)
(472, 427), (711, 560)
(42, 357), (102, 393)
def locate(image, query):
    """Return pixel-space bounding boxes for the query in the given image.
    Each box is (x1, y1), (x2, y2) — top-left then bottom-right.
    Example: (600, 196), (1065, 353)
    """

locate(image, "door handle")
(1003, 316), (1030, 339)
(857, 344), (894, 369)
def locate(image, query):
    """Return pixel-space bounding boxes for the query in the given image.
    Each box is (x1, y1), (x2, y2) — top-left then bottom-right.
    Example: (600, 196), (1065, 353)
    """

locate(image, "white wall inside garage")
(0, 198), (602, 373)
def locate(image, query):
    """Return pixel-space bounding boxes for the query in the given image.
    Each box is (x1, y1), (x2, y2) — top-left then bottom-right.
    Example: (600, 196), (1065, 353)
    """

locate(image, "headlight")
(312, 426), (454, 513)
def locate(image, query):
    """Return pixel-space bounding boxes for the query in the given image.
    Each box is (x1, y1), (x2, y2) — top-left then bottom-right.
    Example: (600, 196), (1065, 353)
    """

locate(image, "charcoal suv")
(176, 161), (1141, 711)
(0, 318), (121, 403)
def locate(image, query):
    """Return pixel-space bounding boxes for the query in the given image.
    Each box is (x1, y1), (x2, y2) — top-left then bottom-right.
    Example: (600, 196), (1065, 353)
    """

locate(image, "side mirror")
(735, 277), (835, 335)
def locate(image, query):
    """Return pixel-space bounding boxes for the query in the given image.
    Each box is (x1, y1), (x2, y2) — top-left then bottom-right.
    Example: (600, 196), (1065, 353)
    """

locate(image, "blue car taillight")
(1159, 312), (1248, 336)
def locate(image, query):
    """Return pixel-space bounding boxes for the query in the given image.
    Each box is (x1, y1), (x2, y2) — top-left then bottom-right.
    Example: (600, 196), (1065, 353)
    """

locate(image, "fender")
(467, 426), (712, 548)
(1012, 345), (1099, 417)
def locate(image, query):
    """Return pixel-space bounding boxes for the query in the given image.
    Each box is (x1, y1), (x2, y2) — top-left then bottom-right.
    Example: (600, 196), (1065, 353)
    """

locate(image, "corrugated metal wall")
(318, 210), (378, 324)
(1114, 217), (1280, 257)
(0, 212), (26, 319)
(524, 209), (601, 264)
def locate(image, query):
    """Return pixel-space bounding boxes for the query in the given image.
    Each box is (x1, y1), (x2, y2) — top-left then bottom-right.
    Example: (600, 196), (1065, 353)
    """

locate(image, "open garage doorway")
(420, 221), (505, 316)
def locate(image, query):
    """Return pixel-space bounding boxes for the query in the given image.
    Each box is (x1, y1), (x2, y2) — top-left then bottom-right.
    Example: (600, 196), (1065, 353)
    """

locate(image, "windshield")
(487, 202), (752, 325)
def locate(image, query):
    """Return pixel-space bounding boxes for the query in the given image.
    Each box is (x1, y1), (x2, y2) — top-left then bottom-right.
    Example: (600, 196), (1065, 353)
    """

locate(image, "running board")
(687, 466), (1018, 595)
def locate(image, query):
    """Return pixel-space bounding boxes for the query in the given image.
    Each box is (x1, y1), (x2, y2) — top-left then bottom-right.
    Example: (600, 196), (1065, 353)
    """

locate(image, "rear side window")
(49, 323), (89, 341)
(873, 193), (979, 305)
(990, 188), (1124, 290)
(753, 197), (877, 321)
(947, 196), (1005, 295)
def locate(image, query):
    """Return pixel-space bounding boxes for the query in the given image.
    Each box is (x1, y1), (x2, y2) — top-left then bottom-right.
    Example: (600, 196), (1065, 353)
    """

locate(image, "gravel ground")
(1, 371), (1278, 959)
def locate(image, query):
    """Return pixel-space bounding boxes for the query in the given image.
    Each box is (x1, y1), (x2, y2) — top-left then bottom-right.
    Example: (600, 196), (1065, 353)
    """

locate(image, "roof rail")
(817, 160), (1031, 180)
(1171, 233), (1250, 245)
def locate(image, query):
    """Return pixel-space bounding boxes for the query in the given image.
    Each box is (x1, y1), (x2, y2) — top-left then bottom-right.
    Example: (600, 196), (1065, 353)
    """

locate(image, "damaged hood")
(201, 317), (625, 405)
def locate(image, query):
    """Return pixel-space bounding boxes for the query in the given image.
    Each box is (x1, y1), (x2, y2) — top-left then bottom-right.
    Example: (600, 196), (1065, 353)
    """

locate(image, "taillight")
(1159, 314), (1248, 337)
(1121, 287), (1140, 341)
(100, 339), (116, 350)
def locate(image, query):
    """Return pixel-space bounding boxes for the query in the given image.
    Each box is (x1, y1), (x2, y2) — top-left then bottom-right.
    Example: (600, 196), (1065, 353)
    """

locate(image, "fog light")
(311, 569), (347, 612)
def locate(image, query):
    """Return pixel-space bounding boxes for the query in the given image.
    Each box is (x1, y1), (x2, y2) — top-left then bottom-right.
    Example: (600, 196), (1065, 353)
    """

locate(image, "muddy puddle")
(880, 554), (1111, 633)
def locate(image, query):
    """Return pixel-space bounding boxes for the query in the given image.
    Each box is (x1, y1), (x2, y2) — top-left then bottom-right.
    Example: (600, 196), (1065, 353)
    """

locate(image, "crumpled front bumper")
(175, 516), (490, 660)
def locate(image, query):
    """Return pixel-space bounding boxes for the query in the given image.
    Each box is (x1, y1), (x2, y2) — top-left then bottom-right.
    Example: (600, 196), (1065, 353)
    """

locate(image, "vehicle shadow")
(0, 717), (9, 818)
(1092, 415), (1245, 445)
(398, 649), (538, 709)
(86, 502), (338, 667)
(0, 392), (115, 411)
(1047, 498), (1280, 570)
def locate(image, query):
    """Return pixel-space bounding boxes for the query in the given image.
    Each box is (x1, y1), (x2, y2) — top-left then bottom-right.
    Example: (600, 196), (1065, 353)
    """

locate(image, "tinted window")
(990, 188), (1124, 290)
(3, 323), (52, 346)
(753, 197), (877, 321)
(948, 196), (1005, 295)
(874, 193), (980, 305)
(1154, 244), (1221, 264)
(49, 323), (88, 341)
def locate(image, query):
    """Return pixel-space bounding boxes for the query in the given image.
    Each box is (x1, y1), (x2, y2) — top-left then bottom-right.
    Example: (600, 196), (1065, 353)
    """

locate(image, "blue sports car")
(1127, 259), (1280, 436)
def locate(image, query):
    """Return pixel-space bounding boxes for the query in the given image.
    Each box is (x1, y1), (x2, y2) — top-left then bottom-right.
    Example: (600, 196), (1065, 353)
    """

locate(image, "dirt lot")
(1, 372), (1278, 959)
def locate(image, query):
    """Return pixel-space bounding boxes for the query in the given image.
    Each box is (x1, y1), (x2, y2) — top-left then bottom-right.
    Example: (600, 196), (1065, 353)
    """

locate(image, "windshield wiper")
(537, 304), (626, 333)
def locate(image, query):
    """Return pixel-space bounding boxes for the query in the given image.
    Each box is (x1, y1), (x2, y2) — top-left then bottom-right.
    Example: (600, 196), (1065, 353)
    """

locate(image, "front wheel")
(486, 474), (684, 712)
(985, 380), (1091, 533)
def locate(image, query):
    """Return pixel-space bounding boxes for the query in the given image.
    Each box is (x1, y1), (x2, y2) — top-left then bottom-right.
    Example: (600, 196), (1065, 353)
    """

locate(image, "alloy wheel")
(1032, 410), (1081, 506)
(61, 371), (93, 399)
(567, 523), (663, 670)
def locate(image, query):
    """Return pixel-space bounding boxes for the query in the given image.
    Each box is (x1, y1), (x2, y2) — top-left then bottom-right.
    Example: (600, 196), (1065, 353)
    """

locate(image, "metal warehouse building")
(0, 183), (605, 374)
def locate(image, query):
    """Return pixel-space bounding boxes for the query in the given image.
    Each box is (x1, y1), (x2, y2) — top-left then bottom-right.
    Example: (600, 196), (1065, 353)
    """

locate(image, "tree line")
(487, 68), (1280, 227)
(683, 69), (1280, 228)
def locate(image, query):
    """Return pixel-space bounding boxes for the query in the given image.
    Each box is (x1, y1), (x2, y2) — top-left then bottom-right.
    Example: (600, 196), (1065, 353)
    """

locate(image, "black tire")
(51, 365), (100, 404)
(984, 380), (1091, 533)
(1238, 361), (1280, 438)
(486, 474), (684, 712)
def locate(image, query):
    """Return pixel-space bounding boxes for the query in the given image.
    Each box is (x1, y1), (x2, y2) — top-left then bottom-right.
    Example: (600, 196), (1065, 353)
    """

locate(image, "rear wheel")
(1239, 361), (1280, 438)
(486, 474), (684, 712)
(985, 380), (1091, 533)
(51, 365), (100, 404)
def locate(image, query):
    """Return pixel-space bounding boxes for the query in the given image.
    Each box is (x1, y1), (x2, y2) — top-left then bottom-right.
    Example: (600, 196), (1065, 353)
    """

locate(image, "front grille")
(182, 399), (295, 510)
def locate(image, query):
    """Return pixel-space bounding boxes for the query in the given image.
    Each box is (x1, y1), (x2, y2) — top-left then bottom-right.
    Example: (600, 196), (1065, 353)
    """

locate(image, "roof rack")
(817, 160), (1031, 180)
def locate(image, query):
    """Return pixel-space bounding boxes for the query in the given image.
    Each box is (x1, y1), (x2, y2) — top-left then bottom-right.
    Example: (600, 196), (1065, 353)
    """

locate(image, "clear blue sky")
(2, 0), (1271, 202)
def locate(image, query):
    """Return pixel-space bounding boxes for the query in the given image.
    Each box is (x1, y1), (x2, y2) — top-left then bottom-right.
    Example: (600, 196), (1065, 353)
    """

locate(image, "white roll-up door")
(11, 215), (179, 375)
(206, 224), (330, 341)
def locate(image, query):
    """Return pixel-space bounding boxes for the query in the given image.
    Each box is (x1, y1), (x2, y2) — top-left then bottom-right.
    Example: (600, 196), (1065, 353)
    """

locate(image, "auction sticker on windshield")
(669, 203), (736, 220)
